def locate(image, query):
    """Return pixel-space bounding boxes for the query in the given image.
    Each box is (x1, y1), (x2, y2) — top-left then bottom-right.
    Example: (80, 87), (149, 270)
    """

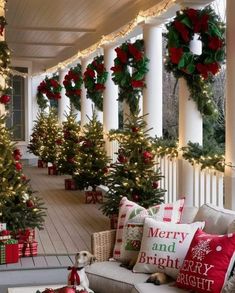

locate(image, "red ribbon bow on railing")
(67, 266), (80, 285)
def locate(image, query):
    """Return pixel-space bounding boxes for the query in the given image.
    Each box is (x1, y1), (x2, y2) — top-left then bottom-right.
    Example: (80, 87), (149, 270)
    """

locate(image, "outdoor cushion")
(131, 283), (186, 293)
(86, 260), (148, 293)
(180, 206), (198, 224)
(194, 204), (235, 234)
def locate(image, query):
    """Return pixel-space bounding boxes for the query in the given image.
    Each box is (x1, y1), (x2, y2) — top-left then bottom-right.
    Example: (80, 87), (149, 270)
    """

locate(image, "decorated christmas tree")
(73, 110), (109, 191)
(0, 115), (45, 232)
(101, 110), (165, 217)
(39, 108), (62, 164)
(28, 111), (48, 159)
(57, 111), (81, 175)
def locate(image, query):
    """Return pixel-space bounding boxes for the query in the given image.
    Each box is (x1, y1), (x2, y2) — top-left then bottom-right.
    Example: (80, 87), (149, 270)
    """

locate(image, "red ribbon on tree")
(67, 266), (81, 285)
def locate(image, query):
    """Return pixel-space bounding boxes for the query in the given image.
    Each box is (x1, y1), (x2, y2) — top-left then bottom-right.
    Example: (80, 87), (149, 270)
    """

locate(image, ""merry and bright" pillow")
(176, 229), (235, 293)
(133, 218), (205, 279)
(113, 197), (185, 262)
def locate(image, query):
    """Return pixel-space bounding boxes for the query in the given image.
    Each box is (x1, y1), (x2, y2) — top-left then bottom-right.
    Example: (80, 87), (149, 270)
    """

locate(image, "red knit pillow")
(176, 229), (235, 293)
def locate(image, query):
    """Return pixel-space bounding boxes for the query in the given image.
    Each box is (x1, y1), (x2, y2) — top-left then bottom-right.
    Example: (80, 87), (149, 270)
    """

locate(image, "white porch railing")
(156, 155), (224, 208)
(108, 141), (224, 208)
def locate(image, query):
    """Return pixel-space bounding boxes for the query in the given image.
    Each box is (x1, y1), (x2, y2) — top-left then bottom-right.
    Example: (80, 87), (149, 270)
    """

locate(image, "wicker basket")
(91, 229), (116, 262)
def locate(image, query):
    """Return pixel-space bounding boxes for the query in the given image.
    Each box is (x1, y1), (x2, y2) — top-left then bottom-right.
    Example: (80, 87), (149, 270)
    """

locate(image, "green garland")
(111, 39), (149, 113)
(165, 6), (225, 117)
(0, 41), (10, 71)
(63, 64), (82, 111)
(37, 76), (62, 110)
(83, 55), (108, 111)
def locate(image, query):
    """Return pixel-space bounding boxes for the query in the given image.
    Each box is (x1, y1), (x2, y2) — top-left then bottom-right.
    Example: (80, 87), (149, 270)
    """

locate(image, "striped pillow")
(113, 197), (185, 261)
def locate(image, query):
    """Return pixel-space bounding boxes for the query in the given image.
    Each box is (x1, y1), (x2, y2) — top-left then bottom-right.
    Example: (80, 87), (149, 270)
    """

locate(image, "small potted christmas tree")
(39, 108), (62, 175)
(57, 110), (81, 189)
(28, 111), (48, 168)
(101, 109), (165, 228)
(73, 109), (110, 203)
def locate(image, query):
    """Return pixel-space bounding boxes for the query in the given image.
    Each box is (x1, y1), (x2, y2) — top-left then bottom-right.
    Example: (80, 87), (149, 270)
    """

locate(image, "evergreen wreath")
(63, 64), (82, 111)
(37, 76), (62, 110)
(111, 39), (149, 113)
(165, 6), (225, 117)
(83, 55), (108, 111)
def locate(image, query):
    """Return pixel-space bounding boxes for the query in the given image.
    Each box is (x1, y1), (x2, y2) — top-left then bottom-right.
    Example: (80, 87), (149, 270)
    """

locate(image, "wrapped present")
(0, 223), (6, 231)
(0, 230), (11, 241)
(38, 159), (48, 168)
(15, 228), (35, 242)
(18, 240), (38, 257)
(85, 191), (103, 204)
(48, 165), (58, 175)
(64, 179), (77, 190)
(0, 239), (19, 264)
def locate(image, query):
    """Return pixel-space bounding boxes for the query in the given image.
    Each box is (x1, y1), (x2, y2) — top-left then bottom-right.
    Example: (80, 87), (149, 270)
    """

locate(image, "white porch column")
(81, 59), (93, 126)
(0, 3), (5, 115)
(225, 0), (235, 209)
(58, 68), (70, 123)
(143, 24), (163, 137)
(103, 44), (119, 158)
(178, 9), (203, 206)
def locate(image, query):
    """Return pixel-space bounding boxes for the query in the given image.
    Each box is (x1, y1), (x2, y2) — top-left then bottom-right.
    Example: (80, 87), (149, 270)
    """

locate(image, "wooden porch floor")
(26, 164), (109, 255)
(0, 164), (109, 276)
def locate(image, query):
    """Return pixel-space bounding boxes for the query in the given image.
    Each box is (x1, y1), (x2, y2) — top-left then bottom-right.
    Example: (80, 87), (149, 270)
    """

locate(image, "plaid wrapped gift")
(0, 239), (19, 264)
(15, 228), (35, 242)
(64, 178), (77, 190)
(18, 241), (38, 257)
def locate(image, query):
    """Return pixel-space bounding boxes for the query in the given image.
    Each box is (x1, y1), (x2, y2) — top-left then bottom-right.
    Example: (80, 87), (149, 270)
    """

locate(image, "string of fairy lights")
(8, 0), (177, 78)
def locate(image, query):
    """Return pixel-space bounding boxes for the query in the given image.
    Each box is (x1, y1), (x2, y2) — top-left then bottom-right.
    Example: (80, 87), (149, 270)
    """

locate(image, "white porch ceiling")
(5, 0), (164, 71)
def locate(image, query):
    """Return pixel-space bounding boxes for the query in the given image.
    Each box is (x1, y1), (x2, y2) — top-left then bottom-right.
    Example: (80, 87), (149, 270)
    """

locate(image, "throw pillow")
(176, 230), (235, 293)
(194, 204), (235, 234)
(133, 218), (204, 279)
(113, 197), (185, 261)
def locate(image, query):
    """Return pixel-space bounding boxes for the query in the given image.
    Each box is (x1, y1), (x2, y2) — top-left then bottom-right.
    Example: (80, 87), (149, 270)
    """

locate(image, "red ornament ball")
(152, 181), (159, 189)
(21, 174), (27, 181)
(143, 151), (153, 159)
(67, 157), (75, 163)
(103, 167), (109, 174)
(26, 199), (34, 208)
(14, 154), (21, 161)
(132, 126), (139, 133)
(118, 154), (128, 163)
(0, 94), (10, 105)
(132, 194), (140, 202)
(15, 162), (22, 171)
(56, 139), (63, 145)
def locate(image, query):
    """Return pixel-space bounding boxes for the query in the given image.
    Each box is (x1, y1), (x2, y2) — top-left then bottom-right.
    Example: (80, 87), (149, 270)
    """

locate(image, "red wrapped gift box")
(48, 165), (58, 175)
(64, 179), (77, 190)
(15, 228), (35, 242)
(18, 241), (38, 257)
(85, 191), (103, 204)
(0, 239), (19, 264)
(38, 159), (48, 168)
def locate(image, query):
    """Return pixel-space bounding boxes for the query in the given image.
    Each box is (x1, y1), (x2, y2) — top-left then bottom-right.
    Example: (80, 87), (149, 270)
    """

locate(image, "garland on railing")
(37, 76), (62, 110)
(109, 130), (226, 172)
(165, 6), (225, 117)
(63, 64), (82, 111)
(83, 55), (108, 111)
(111, 39), (149, 113)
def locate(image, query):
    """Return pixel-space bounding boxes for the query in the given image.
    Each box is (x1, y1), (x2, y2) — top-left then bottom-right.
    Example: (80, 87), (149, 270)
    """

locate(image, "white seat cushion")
(86, 261), (148, 293)
(131, 283), (187, 293)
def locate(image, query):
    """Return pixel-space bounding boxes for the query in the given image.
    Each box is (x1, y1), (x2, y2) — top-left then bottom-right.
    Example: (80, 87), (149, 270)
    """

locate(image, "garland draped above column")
(63, 64), (83, 111)
(83, 55), (108, 111)
(165, 6), (225, 117)
(111, 39), (149, 113)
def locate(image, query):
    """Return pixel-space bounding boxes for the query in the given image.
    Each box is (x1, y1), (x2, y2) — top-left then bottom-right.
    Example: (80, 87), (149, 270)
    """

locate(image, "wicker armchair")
(91, 229), (116, 262)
